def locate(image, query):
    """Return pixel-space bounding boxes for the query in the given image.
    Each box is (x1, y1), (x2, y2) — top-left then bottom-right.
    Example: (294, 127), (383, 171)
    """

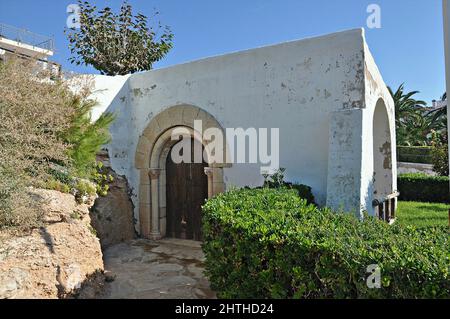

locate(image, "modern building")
(0, 23), (60, 77)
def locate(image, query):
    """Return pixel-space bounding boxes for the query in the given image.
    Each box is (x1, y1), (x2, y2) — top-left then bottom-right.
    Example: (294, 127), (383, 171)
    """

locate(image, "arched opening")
(372, 99), (395, 221)
(166, 138), (208, 241)
(135, 105), (229, 240)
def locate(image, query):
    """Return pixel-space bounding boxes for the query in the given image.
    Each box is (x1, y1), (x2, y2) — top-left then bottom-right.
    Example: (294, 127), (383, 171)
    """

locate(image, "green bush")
(431, 143), (449, 177)
(430, 130), (448, 177)
(262, 168), (315, 205)
(398, 173), (449, 203)
(92, 161), (114, 197)
(397, 146), (433, 164)
(202, 188), (450, 299)
(288, 183), (315, 205)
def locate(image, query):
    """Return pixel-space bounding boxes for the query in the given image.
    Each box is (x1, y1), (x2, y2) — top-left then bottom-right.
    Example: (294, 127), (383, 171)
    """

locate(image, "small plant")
(93, 161), (114, 197)
(263, 168), (286, 188)
(87, 224), (97, 236)
(46, 179), (71, 194)
(262, 168), (315, 204)
(73, 180), (97, 204)
(70, 211), (82, 220)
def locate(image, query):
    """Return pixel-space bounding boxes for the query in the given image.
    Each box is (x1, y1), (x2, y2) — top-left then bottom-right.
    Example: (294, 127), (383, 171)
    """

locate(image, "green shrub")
(262, 168), (315, 205)
(431, 143), (449, 177)
(93, 161), (114, 197)
(398, 173), (449, 203)
(430, 131), (448, 177)
(287, 183), (315, 205)
(202, 188), (450, 299)
(397, 146), (433, 164)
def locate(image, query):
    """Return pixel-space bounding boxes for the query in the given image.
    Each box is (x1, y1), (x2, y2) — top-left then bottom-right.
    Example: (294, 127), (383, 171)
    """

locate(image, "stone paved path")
(100, 238), (216, 299)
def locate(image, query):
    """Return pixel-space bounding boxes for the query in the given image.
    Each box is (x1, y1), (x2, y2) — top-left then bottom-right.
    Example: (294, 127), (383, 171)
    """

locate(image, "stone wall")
(0, 189), (104, 299)
(90, 150), (136, 248)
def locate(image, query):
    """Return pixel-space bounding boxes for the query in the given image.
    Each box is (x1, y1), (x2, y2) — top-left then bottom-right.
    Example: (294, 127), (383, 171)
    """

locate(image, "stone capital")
(204, 167), (213, 177)
(148, 168), (161, 179)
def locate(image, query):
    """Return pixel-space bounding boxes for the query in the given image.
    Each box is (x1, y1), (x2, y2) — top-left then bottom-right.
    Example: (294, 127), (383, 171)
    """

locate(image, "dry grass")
(0, 59), (91, 231)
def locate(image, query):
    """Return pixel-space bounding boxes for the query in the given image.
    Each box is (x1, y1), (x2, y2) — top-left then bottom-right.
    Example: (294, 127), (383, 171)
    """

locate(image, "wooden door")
(166, 139), (208, 241)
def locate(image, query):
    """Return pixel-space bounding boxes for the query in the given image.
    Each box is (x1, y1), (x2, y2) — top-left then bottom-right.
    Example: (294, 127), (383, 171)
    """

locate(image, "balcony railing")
(0, 23), (54, 52)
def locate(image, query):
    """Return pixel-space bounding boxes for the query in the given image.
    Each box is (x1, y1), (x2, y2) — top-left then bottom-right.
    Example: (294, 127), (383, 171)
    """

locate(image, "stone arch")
(134, 104), (229, 239)
(372, 98), (396, 221)
(372, 98), (393, 198)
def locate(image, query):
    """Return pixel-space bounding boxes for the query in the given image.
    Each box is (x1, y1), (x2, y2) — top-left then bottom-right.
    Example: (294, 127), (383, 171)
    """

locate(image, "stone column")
(204, 167), (214, 199)
(149, 169), (161, 240)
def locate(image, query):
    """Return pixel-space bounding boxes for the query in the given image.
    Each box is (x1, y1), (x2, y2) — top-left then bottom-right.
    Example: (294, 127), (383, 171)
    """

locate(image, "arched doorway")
(372, 99), (395, 221)
(166, 138), (208, 241)
(135, 105), (230, 240)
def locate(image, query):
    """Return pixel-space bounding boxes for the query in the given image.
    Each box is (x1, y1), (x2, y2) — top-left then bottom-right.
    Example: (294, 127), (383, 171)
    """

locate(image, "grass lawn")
(396, 201), (449, 228)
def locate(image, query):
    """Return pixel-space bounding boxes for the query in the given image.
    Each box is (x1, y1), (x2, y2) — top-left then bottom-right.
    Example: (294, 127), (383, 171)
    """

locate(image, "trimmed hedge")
(202, 188), (450, 299)
(287, 183), (315, 205)
(397, 146), (433, 164)
(398, 173), (450, 203)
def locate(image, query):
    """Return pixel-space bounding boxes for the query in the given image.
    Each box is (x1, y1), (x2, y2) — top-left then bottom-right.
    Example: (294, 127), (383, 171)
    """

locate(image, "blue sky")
(0, 0), (446, 104)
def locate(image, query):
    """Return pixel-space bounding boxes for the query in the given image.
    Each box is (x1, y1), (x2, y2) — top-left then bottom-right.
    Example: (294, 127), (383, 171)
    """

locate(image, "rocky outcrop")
(0, 189), (104, 299)
(90, 150), (135, 248)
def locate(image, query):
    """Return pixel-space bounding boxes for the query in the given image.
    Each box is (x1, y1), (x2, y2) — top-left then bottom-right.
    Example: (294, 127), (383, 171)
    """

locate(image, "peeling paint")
(133, 88), (143, 98)
(380, 141), (392, 169)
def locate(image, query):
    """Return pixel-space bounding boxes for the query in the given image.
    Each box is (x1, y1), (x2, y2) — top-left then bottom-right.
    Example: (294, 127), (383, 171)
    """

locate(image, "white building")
(0, 23), (60, 77)
(90, 28), (398, 240)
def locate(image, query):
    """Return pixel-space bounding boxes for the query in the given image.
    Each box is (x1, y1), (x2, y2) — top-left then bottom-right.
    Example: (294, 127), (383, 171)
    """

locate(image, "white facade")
(90, 28), (397, 236)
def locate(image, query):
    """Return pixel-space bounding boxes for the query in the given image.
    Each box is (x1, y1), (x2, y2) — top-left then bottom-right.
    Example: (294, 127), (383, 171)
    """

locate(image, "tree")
(66, 1), (173, 75)
(429, 92), (447, 127)
(388, 84), (428, 146)
(62, 90), (115, 178)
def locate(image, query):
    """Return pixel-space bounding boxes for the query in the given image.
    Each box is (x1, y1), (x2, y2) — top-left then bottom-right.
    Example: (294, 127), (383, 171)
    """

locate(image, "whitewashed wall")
(87, 28), (396, 230)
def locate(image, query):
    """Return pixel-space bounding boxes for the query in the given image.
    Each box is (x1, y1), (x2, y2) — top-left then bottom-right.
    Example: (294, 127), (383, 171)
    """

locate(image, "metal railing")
(0, 23), (54, 52)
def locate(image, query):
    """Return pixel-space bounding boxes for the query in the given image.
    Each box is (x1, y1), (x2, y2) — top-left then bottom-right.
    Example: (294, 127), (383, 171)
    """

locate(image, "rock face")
(90, 151), (135, 248)
(0, 189), (104, 299)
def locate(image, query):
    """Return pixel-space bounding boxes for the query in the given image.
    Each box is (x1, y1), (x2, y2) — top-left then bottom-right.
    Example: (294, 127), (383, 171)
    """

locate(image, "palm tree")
(388, 84), (428, 146)
(429, 92), (447, 126)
